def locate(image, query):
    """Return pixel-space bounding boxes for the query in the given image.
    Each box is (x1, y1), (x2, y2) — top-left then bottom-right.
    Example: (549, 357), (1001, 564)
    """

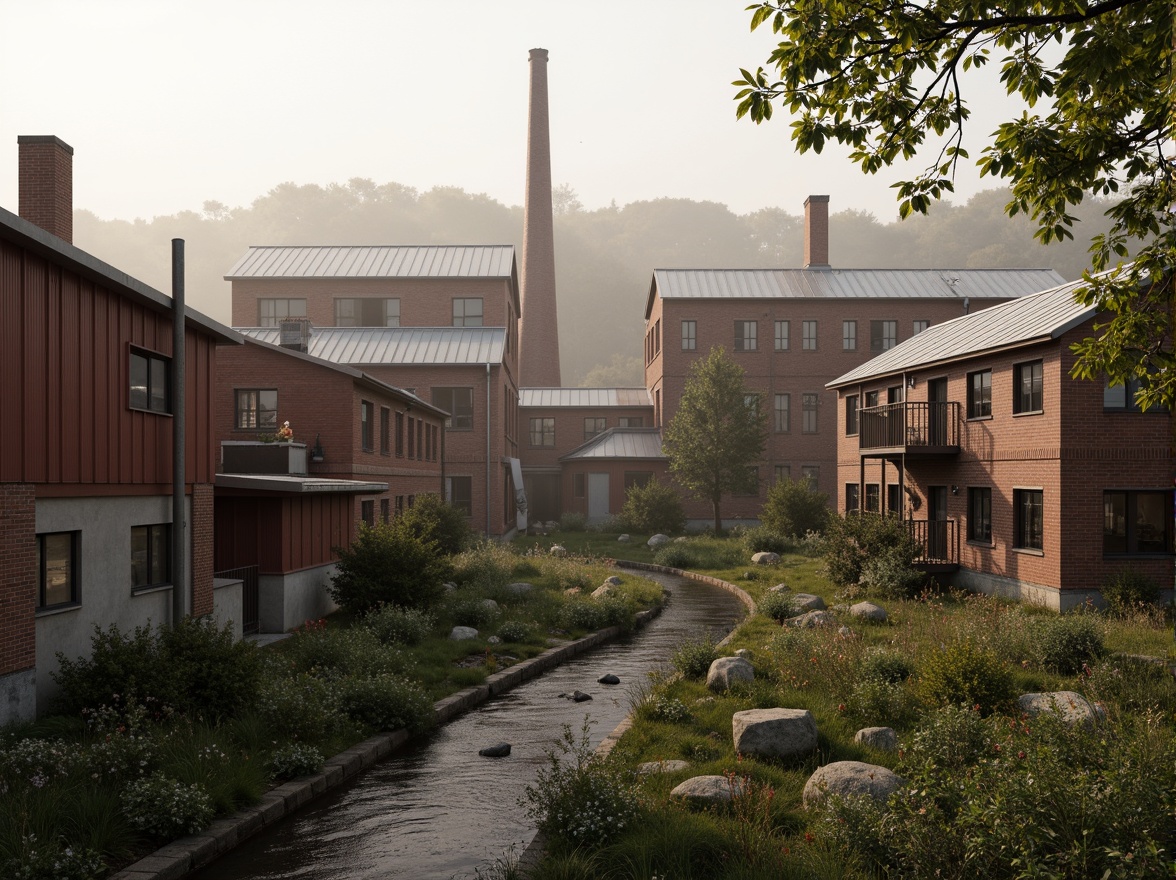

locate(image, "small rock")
(769, 583), (790, 593)
(604, 575), (623, 586)
(590, 584), (615, 599)
(572, 690), (592, 702)
(837, 626), (856, 639)
(549, 544), (568, 557)
(564, 587), (581, 596)
(752, 551), (781, 565)
(803, 761), (904, 809)
(480, 599), (500, 613)
(617, 534), (631, 542)
(598, 674), (621, 685)
(443, 581), (458, 592)
(478, 743), (511, 758)
(449, 626), (479, 640)
(854, 727), (899, 751)
(505, 582), (534, 595)
(732, 708), (818, 761)
(674, 536), (689, 543)
(647, 534), (671, 548)
(1017, 691), (1101, 726)
(671, 775), (743, 804)
(734, 648), (754, 660)
(791, 593), (827, 611)
(789, 610), (837, 628)
(850, 601), (888, 622)
(637, 759), (690, 775)
(706, 656), (755, 691)
(545, 521), (560, 531)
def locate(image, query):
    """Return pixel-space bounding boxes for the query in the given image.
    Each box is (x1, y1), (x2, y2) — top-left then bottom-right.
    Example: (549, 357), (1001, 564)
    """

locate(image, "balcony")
(859, 402), (960, 456)
(221, 441), (308, 476)
(908, 518), (959, 572)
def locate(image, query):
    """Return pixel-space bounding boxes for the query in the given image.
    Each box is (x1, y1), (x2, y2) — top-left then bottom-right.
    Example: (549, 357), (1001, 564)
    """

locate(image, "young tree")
(734, 0), (1175, 408)
(661, 347), (768, 532)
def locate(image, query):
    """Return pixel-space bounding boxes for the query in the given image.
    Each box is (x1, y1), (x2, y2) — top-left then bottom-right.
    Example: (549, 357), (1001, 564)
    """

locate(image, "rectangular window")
(802, 392), (819, 433)
(624, 472), (654, 491)
(130, 524), (170, 589)
(36, 531), (78, 608)
(130, 349), (170, 414)
(774, 464), (790, 483)
(334, 297), (400, 327)
(968, 487), (992, 543)
(968, 370), (992, 419)
(361, 500), (375, 527)
(774, 393), (790, 433)
(1014, 489), (1044, 551)
(871, 320), (898, 351)
(865, 484), (881, 512)
(380, 407), (390, 454)
(446, 476), (473, 516)
(234, 389), (277, 429)
(1014, 360), (1043, 413)
(395, 496), (404, 515)
(406, 416), (416, 458)
(801, 465), (819, 488)
(743, 394), (759, 417)
(584, 417), (606, 441)
(681, 320), (696, 350)
(395, 411), (404, 457)
(416, 421), (423, 460)
(734, 320), (757, 351)
(774, 320), (790, 351)
(1103, 490), (1173, 555)
(530, 417), (555, 447)
(887, 484), (903, 515)
(618, 417), (644, 428)
(845, 483), (860, 512)
(865, 390), (879, 408)
(258, 298), (306, 327)
(845, 395), (859, 436)
(361, 401), (373, 451)
(452, 298), (484, 327)
(380, 498), (390, 523)
(842, 320), (857, 351)
(802, 320), (818, 350)
(573, 473), (586, 498)
(432, 387), (474, 430)
(1103, 377), (1154, 411)
(913, 320), (929, 335)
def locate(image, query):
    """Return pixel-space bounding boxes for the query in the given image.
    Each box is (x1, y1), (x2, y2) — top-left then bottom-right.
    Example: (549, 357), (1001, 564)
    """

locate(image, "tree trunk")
(712, 496), (722, 535)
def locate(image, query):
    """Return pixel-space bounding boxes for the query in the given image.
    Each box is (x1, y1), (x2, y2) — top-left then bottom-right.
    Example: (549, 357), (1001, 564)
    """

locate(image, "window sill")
(1103, 552), (1175, 559)
(966, 415), (992, 422)
(1012, 410), (1043, 418)
(35, 602), (81, 618)
(966, 539), (995, 549)
(1011, 547), (1044, 557)
(129, 406), (173, 417)
(132, 583), (174, 597)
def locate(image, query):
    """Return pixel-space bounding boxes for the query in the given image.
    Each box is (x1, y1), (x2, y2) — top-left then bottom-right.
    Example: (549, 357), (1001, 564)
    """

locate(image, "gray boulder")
(789, 610), (837, 628)
(591, 583), (615, 599)
(598, 674), (620, 685)
(769, 583), (790, 593)
(442, 581), (458, 592)
(647, 533), (671, 548)
(449, 626), (479, 640)
(854, 727), (899, 752)
(1017, 691), (1101, 726)
(803, 761), (904, 809)
(731, 708), (818, 760)
(478, 743), (511, 758)
(637, 759), (690, 775)
(549, 544), (568, 557)
(791, 593), (827, 611)
(603, 575), (623, 586)
(850, 601), (888, 622)
(505, 582), (534, 595)
(706, 656), (755, 691)
(671, 775), (743, 804)
(752, 551), (781, 565)
(617, 534), (631, 543)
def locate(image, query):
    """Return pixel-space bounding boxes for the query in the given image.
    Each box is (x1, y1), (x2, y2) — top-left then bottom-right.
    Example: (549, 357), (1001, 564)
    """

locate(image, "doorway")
(927, 485), (948, 561)
(587, 473), (610, 522)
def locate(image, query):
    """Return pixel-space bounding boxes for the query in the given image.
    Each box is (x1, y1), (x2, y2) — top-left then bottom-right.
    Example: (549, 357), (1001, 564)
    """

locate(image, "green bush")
(846, 676), (919, 727)
(740, 525), (791, 555)
(453, 541), (516, 592)
(619, 479), (686, 534)
(496, 619), (532, 642)
(121, 772), (213, 839)
(652, 543), (696, 568)
(641, 695), (692, 724)
(329, 519), (452, 614)
(557, 596), (633, 633)
(822, 513), (920, 589)
(362, 604), (435, 646)
(671, 634), (718, 679)
(757, 590), (796, 623)
(1083, 656), (1176, 716)
(1032, 613), (1105, 674)
(254, 672), (345, 743)
(338, 674), (434, 733)
(265, 743), (324, 780)
(1100, 565), (1161, 616)
(860, 649), (916, 685)
(53, 618), (261, 722)
(559, 511), (588, 532)
(398, 492), (473, 555)
(858, 551), (927, 599)
(760, 477), (830, 538)
(282, 623), (411, 679)
(448, 597), (500, 629)
(1, 839), (105, 880)
(918, 640), (1015, 715)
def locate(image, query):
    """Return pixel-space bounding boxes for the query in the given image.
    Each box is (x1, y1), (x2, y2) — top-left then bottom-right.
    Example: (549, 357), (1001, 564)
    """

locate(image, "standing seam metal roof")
(225, 245), (517, 280)
(519, 388), (653, 408)
(236, 326), (506, 365)
(559, 428), (666, 461)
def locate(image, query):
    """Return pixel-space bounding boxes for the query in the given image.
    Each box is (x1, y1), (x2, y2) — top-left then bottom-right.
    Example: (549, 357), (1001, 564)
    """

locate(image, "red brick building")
(828, 275), (1173, 610)
(643, 196), (1065, 527)
(558, 429), (669, 523)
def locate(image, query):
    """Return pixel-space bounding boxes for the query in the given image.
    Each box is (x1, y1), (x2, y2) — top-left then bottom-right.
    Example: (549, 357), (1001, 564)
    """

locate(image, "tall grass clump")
(453, 540), (516, 593)
(361, 604), (435, 646)
(671, 633), (719, 679)
(1100, 565), (1162, 616)
(1031, 612), (1105, 674)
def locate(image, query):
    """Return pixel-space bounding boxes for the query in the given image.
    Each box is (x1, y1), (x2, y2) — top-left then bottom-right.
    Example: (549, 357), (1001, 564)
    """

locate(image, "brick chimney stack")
(519, 48), (561, 387)
(18, 135), (74, 244)
(803, 194), (830, 269)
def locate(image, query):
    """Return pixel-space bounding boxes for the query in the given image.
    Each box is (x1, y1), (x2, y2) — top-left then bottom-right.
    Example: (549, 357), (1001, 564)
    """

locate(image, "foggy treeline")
(74, 182), (1114, 386)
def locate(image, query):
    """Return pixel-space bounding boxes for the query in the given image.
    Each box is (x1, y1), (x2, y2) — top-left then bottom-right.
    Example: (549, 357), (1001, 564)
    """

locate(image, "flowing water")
(194, 571), (746, 880)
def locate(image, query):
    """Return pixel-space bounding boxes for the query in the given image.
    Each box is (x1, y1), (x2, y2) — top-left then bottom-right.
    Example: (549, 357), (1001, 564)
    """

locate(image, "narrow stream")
(194, 572), (746, 880)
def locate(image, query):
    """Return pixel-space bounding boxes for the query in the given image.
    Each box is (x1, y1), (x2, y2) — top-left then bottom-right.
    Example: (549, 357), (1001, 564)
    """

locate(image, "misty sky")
(1, 1), (1021, 225)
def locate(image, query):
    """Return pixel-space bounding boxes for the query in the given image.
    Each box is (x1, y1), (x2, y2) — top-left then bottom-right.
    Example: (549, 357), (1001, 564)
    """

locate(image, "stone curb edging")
(516, 561), (754, 875)
(110, 601), (665, 880)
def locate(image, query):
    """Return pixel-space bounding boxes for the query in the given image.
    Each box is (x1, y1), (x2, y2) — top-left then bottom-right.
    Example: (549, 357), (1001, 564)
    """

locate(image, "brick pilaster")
(0, 484), (36, 676)
(190, 483), (214, 617)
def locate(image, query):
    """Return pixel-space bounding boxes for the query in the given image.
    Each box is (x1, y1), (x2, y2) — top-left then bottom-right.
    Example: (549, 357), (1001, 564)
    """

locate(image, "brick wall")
(519, 404), (655, 469)
(191, 483), (214, 616)
(0, 484), (36, 677)
(17, 135), (73, 244)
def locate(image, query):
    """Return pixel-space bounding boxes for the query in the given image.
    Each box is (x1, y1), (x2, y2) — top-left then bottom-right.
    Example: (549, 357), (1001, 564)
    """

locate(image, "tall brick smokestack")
(803, 194), (830, 269)
(519, 48), (561, 387)
(18, 135), (74, 244)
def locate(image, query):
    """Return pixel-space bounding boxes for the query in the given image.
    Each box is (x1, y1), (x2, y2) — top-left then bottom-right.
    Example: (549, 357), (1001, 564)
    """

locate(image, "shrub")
(641, 694), (692, 724)
(757, 590), (796, 623)
(1032, 613), (1105, 674)
(338, 674), (434, 733)
(618, 479), (686, 534)
(265, 743), (325, 780)
(454, 541), (516, 593)
(558, 596), (632, 633)
(282, 623), (411, 679)
(846, 677), (919, 727)
(902, 704), (994, 772)
(822, 513), (920, 589)
(2, 838), (105, 880)
(398, 492), (473, 555)
(1100, 565), (1161, 616)
(918, 640), (1015, 715)
(860, 649), (916, 685)
(671, 634), (718, 679)
(121, 772), (213, 839)
(329, 519), (452, 614)
(157, 617), (262, 721)
(1083, 656), (1176, 716)
(254, 673), (344, 743)
(858, 551), (927, 599)
(496, 619), (532, 643)
(740, 525), (791, 555)
(449, 597), (501, 629)
(559, 511), (588, 532)
(760, 477), (830, 538)
(362, 604), (435, 646)
(652, 543), (697, 569)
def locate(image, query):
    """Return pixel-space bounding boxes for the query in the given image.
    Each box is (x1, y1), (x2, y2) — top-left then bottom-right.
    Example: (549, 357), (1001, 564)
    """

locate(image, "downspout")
(486, 363), (492, 539)
(171, 239), (187, 627)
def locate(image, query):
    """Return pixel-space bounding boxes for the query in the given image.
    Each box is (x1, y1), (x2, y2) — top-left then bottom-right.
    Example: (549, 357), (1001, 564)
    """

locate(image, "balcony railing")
(859, 402), (959, 453)
(907, 518), (958, 566)
(221, 441), (308, 476)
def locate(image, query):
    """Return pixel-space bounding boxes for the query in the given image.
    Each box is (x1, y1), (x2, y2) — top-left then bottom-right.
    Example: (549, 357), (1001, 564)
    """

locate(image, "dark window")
(433, 387), (474, 430)
(573, 473), (586, 498)
(734, 320), (757, 351)
(802, 320), (818, 350)
(913, 320), (929, 335)
(36, 531), (78, 608)
(395, 412), (404, 457)
(452, 298), (483, 327)
(968, 370), (992, 418)
(380, 407), (391, 455)
(1014, 361), (1043, 414)
(845, 395), (859, 436)
(234, 389), (277, 429)
(864, 390), (880, 408)
(870, 320), (897, 352)
(624, 471), (653, 491)
(802, 393), (819, 433)
(380, 498), (390, 523)
(774, 320), (789, 351)
(865, 484), (880, 512)
(407, 416), (416, 458)
(584, 417), (606, 441)
(395, 496), (404, 515)
(887, 484), (902, 515)
(774, 464), (790, 483)
(968, 488), (992, 542)
(334, 297), (399, 327)
(801, 465), (819, 488)
(842, 321), (857, 351)
(131, 524), (170, 589)
(361, 500), (375, 527)
(1014, 489), (1043, 551)
(1104, 490), (1173, 555)
(416, 421), (423, 460)
(258, 298), (306, 327)
(446, 476), (473, 516)
(619, 417), (643, 428)
(774, 393), (790, 433)
(1103, 377), (1157, 411)
(130, 349), (170, 414)
(361, 401), (373, 451)
(681, 320), (696, 350)
(845, 484), (860, 512)
(529, 417), (554, 447)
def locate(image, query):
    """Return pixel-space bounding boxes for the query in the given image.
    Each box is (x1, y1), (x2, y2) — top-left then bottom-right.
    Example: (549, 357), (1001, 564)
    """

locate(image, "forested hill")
(74, 182), (1113, 386)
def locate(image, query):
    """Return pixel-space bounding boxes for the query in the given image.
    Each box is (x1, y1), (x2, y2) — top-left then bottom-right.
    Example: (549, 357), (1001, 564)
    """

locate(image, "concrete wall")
(259, 563), (338, 633)
(212, 576), (244, 641)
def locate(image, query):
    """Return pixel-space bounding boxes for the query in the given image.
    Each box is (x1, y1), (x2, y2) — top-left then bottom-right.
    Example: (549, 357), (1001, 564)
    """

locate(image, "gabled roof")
(645, 268), (1066, 319)
(236, 326), (506, 366)
(827, 276), (1098, 388)
(519, 388), (653, 408)
(559, 428), (666, 461)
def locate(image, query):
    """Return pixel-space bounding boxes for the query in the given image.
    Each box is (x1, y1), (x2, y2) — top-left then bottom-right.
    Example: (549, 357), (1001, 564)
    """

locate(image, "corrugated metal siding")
(653, 268), (1066, 301)
(238, 326), (506, 365)
(519, 388), (653, 408)
(561, 428), (665, 460)
(225, 245), (516, 280)
(829, 277), (1097, 386)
